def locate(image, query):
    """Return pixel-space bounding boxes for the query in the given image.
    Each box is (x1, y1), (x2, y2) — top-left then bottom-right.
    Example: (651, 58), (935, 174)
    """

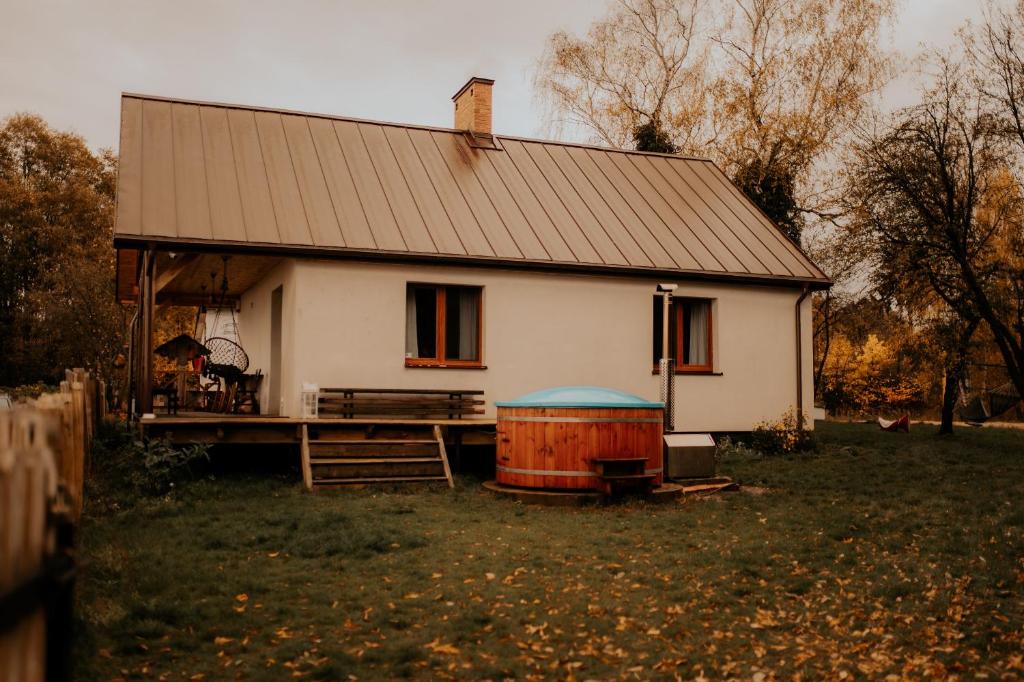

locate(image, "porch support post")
(138, 248), (156, 414)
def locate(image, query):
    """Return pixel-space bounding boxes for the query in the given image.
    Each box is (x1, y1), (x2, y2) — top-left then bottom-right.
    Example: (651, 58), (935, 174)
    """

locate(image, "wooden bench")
(318, 388), (485, 419)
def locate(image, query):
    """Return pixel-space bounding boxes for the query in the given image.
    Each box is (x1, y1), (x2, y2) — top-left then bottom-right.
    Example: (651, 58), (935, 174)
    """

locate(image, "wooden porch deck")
(140, 413), (496, 446)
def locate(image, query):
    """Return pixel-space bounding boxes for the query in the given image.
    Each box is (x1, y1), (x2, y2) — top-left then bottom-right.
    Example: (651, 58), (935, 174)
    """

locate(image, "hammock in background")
(878, 414), (909, 433)
(958, 382), (1020, 424)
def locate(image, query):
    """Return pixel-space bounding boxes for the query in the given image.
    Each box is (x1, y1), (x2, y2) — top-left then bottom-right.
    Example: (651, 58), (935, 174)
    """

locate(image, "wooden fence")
(1, 368), (105, 682)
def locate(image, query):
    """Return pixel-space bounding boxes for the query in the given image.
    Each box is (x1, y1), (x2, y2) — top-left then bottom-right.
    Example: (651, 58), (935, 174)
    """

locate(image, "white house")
(114, 77), (830, 433)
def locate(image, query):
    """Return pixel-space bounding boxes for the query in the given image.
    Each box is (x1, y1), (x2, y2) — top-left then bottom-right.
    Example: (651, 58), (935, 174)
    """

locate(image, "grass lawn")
(74, 422), (1024, 680)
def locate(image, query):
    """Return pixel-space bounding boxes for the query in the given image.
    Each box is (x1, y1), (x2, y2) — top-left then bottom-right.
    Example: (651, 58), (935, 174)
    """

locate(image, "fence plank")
(1, 369), (87, 681)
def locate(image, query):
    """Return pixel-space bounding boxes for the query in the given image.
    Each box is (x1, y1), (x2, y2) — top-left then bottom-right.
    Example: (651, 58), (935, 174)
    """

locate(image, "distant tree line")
(0, 114), (126, 388)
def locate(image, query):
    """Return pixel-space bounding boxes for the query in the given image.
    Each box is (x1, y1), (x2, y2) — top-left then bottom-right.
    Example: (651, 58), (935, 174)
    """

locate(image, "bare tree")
(967, 0), (1024, 152)
(535, 0), (712, 151)
(534, 0), (896, 240)
(848, 59), (1024, 423)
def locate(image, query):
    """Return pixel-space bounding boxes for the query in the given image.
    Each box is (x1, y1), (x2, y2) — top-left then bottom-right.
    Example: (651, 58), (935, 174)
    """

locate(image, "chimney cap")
(452, 76), (495, 101)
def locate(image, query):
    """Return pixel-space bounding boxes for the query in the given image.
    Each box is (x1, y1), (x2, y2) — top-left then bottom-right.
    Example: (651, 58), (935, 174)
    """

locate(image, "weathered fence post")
(0, 408), (61, 682)
(0, 369), (90, 681)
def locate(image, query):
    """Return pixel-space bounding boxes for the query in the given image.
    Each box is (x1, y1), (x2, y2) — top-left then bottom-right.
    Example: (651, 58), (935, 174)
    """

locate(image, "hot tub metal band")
(497, 416), (663, 423)
(497, 465), (663, 477)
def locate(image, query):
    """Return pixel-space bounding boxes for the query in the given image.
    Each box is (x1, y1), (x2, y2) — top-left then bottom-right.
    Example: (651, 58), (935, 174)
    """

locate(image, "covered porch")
(117, 245), (283, 418)
(119, 245), (497, 488)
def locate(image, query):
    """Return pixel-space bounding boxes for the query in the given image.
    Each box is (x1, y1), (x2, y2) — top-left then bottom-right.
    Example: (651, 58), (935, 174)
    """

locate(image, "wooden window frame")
(652, 297), (714, 375)
(405, 283), (485, 369)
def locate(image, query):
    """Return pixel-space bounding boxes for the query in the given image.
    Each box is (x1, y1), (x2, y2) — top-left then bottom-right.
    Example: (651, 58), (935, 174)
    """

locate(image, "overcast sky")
(0, 0), (986, 153)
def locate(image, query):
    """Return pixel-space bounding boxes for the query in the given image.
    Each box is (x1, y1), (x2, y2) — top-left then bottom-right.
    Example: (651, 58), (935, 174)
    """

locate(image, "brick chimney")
(452, 77), (494, 135)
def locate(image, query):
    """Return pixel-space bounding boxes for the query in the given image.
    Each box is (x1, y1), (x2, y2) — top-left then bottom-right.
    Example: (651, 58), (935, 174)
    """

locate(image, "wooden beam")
(434, 425), (454, 489)
(116, 248), (141, 303)
(155, 253), (201, 294)
(154, 293), (238, 308)
(138, 249), (156, 414)
(301, 424), (313, 491)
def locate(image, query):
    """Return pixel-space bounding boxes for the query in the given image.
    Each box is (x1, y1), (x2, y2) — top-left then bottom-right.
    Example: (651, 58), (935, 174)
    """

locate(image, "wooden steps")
(593, 457), (656, 496)
(316, 476), (450, 485)
(300, 424), (454, 490)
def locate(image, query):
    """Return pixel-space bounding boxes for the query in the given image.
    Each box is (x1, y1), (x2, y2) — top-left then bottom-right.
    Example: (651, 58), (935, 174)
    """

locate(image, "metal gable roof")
(113, 93), (830, 287)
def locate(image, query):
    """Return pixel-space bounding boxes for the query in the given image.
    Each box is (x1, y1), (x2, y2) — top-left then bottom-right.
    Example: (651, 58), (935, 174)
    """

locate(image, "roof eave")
(113, 234), (832, 291)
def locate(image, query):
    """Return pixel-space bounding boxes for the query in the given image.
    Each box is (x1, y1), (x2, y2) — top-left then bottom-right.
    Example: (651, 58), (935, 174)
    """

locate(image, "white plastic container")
(300, 382), (319, 419)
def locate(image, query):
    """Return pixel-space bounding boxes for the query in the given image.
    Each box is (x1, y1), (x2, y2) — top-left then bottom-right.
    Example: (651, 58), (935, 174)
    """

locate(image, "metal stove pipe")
(657, 284), (678, 432)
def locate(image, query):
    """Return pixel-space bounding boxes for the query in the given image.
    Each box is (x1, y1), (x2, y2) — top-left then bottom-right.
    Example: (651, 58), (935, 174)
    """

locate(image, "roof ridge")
(119, 92), (714, 162)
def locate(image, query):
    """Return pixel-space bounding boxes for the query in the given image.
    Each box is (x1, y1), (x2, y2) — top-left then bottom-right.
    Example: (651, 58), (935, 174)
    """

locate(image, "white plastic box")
(300, 383), (319, 418)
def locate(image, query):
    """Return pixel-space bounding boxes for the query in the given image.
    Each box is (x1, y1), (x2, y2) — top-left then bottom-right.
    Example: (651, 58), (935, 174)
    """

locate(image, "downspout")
(795, 285), (811, 430)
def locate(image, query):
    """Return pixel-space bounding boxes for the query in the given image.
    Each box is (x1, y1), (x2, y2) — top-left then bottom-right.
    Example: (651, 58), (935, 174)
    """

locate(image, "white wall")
(238, 260), (297, 416)
(235, 258), (815, 431)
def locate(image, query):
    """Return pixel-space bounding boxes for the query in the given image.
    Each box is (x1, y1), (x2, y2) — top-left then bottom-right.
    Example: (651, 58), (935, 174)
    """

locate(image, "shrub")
(716, 435), (762, 461)
(749, 409), (814, 455)
(88, 422), (210, 508)
(130, 437), (210, 496)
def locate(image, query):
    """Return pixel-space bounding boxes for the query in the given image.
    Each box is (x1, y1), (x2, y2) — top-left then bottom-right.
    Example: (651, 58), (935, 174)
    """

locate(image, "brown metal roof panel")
(682, 161), (796, 273)
(697, 161), (825, 278)
(279, 114), (345, 248)
(332, 120), (407, 251)
(225, 109), (281, 244)
(644, 156), (771, 275)
(687, 161), (813, 277)
(359, 123), (438, 254)
(382, 127), (466, 255)
(520, 141), (628, 266)
(483, 144), (576, 262)
(668, 160), (795, 276)
(500, 139), (601, 264)
(620, 154), (739, 272)
(463, 147), (550, 261)
(430, 131), (524, 259)
(140, 100), (177, 237)
(253, 112), (315, 246)
(544, 144), (654, 267)
(406, 128), (494, 257)
(197, 106), (247, 242)
(116, 98), (143, 237)
(584, 148), (704, 271)
(305, 117), (376, 249)
(170, 104), (213, 240)
(563, 146), (677, 269)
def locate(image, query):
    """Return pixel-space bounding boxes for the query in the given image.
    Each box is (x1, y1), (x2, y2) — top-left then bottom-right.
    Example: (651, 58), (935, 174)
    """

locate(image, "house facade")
(114, 77), (829, 432)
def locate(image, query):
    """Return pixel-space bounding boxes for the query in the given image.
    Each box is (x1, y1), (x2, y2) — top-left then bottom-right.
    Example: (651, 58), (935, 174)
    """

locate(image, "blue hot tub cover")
(495, 386), (664, 409)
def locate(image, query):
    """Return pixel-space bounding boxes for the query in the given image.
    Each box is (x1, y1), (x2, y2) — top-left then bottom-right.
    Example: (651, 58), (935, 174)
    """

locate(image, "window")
(652, 297), (713, 372)
(405, 284), (483, 367)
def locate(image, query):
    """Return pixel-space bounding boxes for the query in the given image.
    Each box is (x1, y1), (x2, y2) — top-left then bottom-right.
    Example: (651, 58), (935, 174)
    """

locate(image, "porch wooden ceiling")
(113, 93), (831, 290)
(117, 250), (281, 305)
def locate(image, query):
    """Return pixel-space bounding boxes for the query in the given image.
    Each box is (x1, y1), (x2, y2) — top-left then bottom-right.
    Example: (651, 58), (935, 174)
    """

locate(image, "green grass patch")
(74, 422), (1024, 679)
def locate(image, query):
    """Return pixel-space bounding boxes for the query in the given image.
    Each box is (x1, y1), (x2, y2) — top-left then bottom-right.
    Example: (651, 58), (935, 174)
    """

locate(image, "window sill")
(405, 360), (487, 370)
(652, 368), (722, 376)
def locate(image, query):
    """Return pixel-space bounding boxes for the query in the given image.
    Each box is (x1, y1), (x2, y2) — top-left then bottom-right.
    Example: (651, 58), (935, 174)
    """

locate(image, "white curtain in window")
(688, 302), (709, 365)
(458, 289), (479, 360)
(405, 288), (418, 357)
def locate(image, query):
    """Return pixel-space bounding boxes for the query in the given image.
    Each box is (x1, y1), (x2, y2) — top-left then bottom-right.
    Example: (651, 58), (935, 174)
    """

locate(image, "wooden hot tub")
(495, 386), (664, 490)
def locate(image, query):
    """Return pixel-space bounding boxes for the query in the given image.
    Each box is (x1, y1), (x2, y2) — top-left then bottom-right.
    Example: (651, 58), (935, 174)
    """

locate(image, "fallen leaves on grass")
(425, 638), (461, 655)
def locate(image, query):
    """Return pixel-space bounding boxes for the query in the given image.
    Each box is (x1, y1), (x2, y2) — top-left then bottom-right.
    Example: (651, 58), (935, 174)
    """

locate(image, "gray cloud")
(0, 0), (986, 151)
